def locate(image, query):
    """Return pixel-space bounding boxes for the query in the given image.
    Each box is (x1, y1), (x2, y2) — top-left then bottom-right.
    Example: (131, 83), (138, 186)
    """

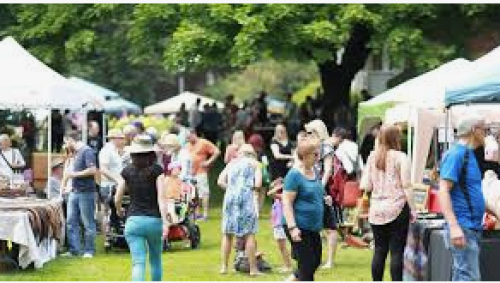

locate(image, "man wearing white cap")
(99, 129), (126, 248)
(439, 114), (486, 281)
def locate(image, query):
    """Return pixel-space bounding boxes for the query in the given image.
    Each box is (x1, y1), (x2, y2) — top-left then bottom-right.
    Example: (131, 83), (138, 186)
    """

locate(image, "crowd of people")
(1, 90), (491, 282)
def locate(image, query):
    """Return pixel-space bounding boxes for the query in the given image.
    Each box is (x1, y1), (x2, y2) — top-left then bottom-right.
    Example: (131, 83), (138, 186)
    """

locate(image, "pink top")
(360, 150), (410, 225)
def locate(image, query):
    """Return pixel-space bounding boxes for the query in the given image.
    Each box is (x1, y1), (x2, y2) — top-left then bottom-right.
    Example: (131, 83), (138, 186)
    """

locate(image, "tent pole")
(47, 109), (52, 199)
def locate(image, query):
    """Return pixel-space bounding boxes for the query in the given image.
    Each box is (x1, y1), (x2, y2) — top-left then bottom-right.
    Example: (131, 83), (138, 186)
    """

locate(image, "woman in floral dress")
(217, 144), (263, 276)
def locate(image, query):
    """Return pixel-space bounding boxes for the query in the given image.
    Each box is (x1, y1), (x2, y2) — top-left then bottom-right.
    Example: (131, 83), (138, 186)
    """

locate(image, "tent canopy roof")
(105, 97), (142, 115)
(144, 91), (223, 114)
(0, 36), (102, 110)
(361, 58), (470, 108)
(445, 45), (500, 107)
(68, 77), (120, 100)
(68, 77), (141, 114)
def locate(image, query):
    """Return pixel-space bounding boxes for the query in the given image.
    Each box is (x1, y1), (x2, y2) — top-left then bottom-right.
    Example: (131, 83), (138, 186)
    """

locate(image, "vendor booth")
(0, 36), (102, 270)
(402, 46), (500, 281)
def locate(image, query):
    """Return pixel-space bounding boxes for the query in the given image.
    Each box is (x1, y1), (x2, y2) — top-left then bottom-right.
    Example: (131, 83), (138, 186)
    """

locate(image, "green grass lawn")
(0, 160), (376, 281)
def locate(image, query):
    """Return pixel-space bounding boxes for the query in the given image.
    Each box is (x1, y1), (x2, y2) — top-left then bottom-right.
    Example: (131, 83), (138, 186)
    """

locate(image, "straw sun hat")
(128, 135), (155, 154)
(107, 129), (125, 139)
(160, 133), (181, 149)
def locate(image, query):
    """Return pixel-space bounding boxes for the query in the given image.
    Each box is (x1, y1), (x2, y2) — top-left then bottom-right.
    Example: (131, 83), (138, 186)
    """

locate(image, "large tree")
(2, 4), (500, 117)
(134, 4), (500, 127)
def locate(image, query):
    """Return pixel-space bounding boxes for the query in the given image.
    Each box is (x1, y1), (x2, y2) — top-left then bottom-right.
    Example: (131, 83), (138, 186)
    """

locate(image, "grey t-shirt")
(72, 145), (97, 192)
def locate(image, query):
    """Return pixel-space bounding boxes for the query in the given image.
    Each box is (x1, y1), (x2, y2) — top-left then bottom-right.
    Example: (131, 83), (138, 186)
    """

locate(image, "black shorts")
(323, 204), (342, 230)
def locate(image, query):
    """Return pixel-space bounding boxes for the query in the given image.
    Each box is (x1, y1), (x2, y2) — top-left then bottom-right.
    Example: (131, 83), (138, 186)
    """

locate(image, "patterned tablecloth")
(0, 197), (64, 269)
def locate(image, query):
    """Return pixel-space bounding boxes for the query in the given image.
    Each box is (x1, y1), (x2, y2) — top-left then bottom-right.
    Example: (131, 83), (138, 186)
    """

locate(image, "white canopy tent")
(144, 91), (223, 114)
(358, 58), (472, 160)
(0, 37), (103, 110)
(0, 36), (103, 199)
(361, 58), (471, 109)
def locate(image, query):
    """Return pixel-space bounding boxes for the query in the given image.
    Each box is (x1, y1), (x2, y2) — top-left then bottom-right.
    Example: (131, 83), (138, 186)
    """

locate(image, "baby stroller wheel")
(190, 225), (201, 249)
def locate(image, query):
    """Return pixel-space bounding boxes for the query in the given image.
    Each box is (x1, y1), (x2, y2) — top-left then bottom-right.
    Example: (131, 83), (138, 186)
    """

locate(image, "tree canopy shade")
(145, 4), (500, 127)
(2, 3), (500, 125)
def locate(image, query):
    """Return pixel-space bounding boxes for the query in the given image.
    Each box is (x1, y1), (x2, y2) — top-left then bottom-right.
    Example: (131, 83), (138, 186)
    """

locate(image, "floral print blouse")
(360, 150), (411, 225)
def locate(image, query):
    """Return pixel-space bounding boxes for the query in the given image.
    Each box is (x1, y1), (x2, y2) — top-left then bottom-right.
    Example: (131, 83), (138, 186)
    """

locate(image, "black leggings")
(370, 203), (410, 281)
(285, 227), (322, 281)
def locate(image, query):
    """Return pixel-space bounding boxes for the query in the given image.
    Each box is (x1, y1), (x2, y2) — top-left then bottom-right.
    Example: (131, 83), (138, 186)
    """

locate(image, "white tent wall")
(385, 106), (447, 184)
(392, 105), (500, 185)
(410, 108), (446, 184)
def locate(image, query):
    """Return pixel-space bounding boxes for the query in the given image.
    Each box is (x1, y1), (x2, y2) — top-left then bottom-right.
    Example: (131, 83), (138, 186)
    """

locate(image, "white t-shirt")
(335, 139), (364, 175)
(0, 148), (25, 178)
(99, 142), (124, 186)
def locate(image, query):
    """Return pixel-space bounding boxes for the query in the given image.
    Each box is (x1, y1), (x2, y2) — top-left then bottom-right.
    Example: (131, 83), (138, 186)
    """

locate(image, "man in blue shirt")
(439, 114), (486, 281)
(62, 130), (98, 258)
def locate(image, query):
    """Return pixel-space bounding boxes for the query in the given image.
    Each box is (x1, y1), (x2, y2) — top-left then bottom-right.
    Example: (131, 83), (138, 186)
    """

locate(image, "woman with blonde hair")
(304, 119), (338, 269)
(224, 130), (245, 164)
(218, 143), (263, 276)
(360, 125), (416, 281)
(283, 137), (328, 281)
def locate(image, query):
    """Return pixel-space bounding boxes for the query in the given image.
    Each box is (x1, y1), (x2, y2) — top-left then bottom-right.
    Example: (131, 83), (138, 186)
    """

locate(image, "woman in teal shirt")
(282, 138), (330, 281)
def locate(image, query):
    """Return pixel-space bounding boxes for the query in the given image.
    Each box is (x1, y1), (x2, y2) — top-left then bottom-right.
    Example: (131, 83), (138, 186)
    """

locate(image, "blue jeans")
(67, 191), (97, 255)
(444, 226), (482, 281)
(125, 216), (163, 281)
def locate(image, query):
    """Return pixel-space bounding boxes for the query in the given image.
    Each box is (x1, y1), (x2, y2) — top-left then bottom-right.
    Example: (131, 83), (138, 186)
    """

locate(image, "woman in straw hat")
(217, 144), (263, 276)
(159, 133), (193, 182)
(115, 135), (165, 281)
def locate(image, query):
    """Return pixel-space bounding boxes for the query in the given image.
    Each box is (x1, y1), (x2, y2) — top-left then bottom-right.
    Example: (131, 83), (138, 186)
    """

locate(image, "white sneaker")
(61, 252), (74, 257)
(82, 253), (94, 258)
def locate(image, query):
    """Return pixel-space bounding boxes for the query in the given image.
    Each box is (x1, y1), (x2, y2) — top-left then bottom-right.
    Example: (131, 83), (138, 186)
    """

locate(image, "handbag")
(342, 181), (362, 208)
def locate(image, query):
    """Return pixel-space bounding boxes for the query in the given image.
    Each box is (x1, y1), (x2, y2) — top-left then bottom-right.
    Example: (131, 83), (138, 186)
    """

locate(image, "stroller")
(104, 189), (130, 253)
(163, 180), (201, 251)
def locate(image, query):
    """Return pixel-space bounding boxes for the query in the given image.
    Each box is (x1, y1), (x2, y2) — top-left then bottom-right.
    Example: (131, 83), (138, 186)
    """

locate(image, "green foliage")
(2, 3), (500, 110)
(108, 115), (173, 136)
(292, 81), (321, 105)
(204, 59), (318, 102)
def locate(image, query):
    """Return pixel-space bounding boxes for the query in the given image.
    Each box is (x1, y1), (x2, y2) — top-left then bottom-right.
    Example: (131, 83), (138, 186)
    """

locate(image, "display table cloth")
(403, 217), (445, 281)
(0, 197), (64, 269)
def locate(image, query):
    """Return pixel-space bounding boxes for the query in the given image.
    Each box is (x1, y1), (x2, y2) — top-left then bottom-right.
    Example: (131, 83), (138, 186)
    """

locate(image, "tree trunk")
(318, 23), (373, 132)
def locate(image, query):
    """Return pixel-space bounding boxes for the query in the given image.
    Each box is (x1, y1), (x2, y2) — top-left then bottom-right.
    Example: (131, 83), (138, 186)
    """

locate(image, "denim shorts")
(443, 225), (482, 281)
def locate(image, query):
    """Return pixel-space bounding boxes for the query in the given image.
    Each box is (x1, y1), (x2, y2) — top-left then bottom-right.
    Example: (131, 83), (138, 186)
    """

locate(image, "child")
(267, 177), (293, 274)
(161, 161), (191, 244)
